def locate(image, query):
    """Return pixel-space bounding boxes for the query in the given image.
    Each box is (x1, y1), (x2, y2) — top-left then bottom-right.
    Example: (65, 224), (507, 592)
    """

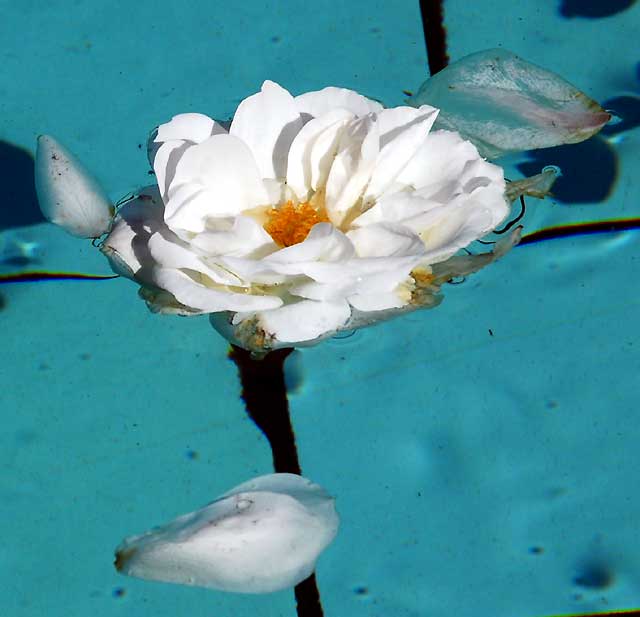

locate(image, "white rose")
(101, 81), (509, 351)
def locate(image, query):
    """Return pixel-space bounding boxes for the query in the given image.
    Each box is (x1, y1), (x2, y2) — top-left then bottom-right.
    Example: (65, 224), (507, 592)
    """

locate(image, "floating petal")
(35, 135), (114, 238)
(409, 49), (611, 159)
(115, 473), (339, 594)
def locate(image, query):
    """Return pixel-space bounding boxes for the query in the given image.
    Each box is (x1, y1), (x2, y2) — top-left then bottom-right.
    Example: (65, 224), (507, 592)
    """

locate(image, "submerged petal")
(115, 474), (339, 594)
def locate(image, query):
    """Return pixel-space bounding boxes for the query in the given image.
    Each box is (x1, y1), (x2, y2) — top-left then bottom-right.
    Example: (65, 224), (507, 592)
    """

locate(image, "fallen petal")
(506, 166), (562, 202)
(35, 135), (114, 238)
(409, 49), (611, 159)
(115, 473), (339, 594)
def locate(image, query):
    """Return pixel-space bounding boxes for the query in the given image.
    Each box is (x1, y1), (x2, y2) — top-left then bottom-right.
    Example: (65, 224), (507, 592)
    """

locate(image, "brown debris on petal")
(114, 545), (137, 572)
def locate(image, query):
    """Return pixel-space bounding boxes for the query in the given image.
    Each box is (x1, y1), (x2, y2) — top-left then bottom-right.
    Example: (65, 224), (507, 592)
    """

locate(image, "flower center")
(263, 200), (329, 247)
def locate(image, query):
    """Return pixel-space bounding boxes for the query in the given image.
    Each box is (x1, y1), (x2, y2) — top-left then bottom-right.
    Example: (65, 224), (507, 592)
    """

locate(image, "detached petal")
(35, 135), (113, 238)
(409, 48), (610, 158)
(115, 473), (339, 594)
(230, 80), (303, 179)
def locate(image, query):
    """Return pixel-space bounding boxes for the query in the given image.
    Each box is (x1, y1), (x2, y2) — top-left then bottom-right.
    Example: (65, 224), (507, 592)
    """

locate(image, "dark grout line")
(419, 0), (449, 75)
(228, 345), (324, 617)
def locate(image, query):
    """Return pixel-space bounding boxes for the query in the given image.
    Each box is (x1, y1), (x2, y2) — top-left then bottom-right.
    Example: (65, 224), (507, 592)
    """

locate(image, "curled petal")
(410, 48), (611, 158)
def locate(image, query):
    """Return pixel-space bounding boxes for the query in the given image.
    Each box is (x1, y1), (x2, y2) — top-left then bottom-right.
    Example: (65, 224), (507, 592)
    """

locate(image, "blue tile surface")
(1, 1), (639, 616)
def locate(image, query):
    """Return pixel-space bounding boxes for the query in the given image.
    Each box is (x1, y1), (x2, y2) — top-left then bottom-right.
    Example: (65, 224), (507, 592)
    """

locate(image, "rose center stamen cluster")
(263, 200), (329, 247)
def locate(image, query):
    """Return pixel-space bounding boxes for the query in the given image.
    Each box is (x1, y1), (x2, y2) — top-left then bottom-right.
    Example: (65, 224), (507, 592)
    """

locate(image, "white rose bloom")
(101, 80), (513, 352)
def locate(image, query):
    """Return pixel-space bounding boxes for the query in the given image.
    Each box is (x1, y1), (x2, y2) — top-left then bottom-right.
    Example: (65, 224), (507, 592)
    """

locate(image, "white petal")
(351, 191), (442, 228)
(324, 115), (379, 226)
(279, 253), (422, 285)
(396, 129), (482, 190)
(147, 232), (243, 286)
(295, 86), (383, 118)
(190, 215), (277, 258)
(308, 117), (350, 192)
(253, 299), (351, 343)
(347, 266), (415, 311)
(290, 262), (416, 308)
(167, 134), (270, 227)
(365, 109), (439, 201)
(101, 187), (165, 277)
(347, 223), (426, 258)
(417, 188), (509, 263)
(152, 268), (282, 313)
(163, 183), (216, 232)
(230, 80), (303, 179)
(153, 140), (190, 200)
(35, 135), (113, 238)
(285, 109), (354, 200)
(265, 223), (355, 265)
(155, 113), (227, 144)
(376, 104), (438, 147)
(115, 473), (339, 594)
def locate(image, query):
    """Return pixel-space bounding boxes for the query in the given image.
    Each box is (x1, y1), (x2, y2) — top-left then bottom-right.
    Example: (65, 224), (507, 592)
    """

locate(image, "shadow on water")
(517, 137), (618, 204)
(559, 0), (637, 18)
(0, 140), (44, 231)
(601, 95), (640, 136)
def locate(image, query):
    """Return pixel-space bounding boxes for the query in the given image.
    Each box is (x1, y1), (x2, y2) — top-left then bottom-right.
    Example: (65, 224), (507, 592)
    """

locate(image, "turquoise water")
(1, 1), (639, 615)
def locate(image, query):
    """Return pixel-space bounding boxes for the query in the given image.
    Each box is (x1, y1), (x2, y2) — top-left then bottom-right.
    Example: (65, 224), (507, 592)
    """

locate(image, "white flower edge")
(114, 473), (339, 594)
(209, 226), (522, 354)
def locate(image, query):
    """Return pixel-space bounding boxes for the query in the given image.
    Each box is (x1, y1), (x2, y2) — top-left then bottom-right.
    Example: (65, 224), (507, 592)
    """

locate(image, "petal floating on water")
(409, 49), (611, 159)
(35, 135), (114, 238)
(115, 473), (339, 594)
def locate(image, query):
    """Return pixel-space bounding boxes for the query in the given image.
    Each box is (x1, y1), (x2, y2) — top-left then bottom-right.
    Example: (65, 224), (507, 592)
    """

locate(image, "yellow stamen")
(264, 200), (329, 247)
